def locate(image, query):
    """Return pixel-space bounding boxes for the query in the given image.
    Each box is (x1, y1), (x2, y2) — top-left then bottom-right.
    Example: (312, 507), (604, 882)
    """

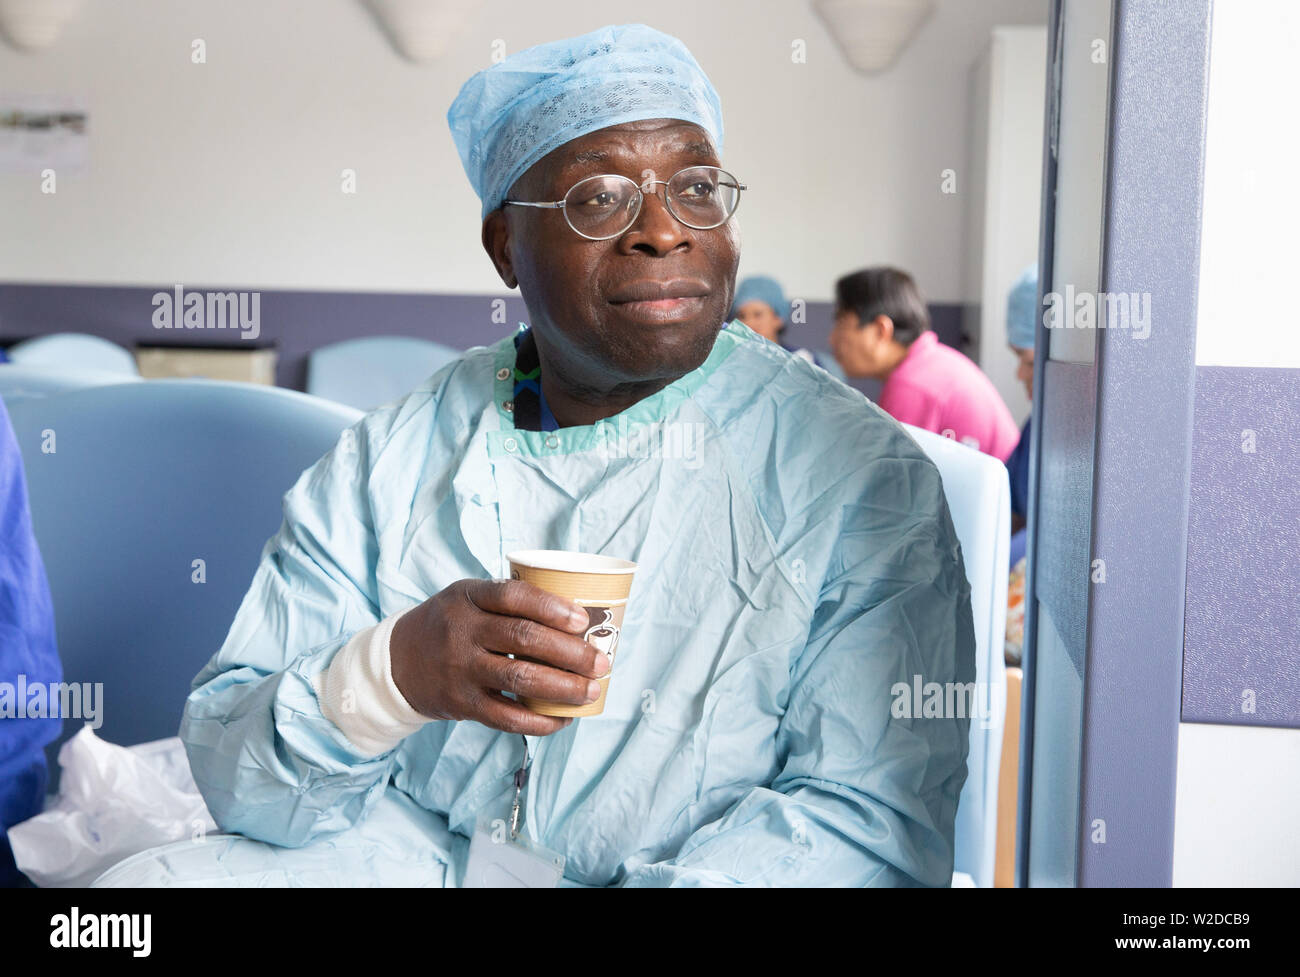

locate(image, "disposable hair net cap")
(447, 24), (726, 219)
(1005, 263), (1039, 350)
(732, 275), (789, 321)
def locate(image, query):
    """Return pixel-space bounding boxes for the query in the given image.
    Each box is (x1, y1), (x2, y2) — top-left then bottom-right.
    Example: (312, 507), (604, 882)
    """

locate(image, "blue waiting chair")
(6, 380), (362, 767)
(307, 335), (461, 411)
(7, 333), (139, 375)
(901, 424), (1010, 889)
(0, 364), (141, 407)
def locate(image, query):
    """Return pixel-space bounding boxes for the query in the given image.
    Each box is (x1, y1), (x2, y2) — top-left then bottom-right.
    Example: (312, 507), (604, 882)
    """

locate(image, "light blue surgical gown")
(179, 319), (975, 887)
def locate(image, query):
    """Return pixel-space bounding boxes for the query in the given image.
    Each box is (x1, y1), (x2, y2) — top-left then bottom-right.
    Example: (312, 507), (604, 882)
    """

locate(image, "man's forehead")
(510, 119), (718, 198)
(559, 120), (717, 166)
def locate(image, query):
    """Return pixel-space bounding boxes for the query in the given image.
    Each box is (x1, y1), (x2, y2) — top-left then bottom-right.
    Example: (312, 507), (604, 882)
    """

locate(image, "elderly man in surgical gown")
(160, 25), (975, 889)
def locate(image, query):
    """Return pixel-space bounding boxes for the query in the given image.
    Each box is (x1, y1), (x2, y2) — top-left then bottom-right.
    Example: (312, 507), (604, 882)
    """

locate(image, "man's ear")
(872, 314), (895, 344)
(481, 211), (517, 289)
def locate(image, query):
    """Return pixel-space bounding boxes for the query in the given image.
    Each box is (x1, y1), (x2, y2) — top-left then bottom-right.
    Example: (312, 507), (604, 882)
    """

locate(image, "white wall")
(1173, 723), (1300, 886)
(1195, 0), (1300, 369)
(0, 0), (1048, 307)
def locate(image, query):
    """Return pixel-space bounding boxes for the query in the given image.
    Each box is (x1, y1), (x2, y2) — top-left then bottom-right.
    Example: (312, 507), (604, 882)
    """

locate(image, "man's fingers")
(476, 610), (608, 678)
(474, 691), (574, 736)
(477, 651), (601, 706)
(462, 578), (588, 634)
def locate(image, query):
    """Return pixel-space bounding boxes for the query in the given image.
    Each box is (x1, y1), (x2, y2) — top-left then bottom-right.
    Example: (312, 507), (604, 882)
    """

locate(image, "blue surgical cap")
(447, 24), (725, 219)
(1006, 263), (1039, 350)
(731, 275), (788, 321)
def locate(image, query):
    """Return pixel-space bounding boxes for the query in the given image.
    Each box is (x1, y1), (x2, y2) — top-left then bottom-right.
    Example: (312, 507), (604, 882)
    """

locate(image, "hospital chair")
(901, 423), (1010, 889)
(0, 363), (141, 407)
(307, 335), (461, 411)
(6, 380), (362, 775)
(7, 333), (139, 375)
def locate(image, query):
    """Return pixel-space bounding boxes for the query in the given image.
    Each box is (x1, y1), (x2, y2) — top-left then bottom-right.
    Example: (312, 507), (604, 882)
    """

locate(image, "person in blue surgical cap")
(731, 275), (841, 378)
(1004, 265), (1037, 564)
(178, 23), (974, 887)
(732, 275), (793, 345)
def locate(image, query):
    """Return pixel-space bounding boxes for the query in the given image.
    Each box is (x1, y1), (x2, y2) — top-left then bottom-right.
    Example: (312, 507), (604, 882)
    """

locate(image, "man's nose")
(619, 190), (690, 256)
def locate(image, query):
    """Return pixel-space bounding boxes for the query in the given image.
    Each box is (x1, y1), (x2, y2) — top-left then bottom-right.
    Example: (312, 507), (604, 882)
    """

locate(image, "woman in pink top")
(828, 266), (1019, 462)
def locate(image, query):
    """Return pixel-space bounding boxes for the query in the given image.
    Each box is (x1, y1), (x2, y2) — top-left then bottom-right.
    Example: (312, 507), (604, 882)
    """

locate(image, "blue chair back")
(6, 380), (362, 763)
(7, 333), (139, 375)
(0, 364), (141, 407)
(902, 424), (1010, 888)
(308, 335), (460, 410)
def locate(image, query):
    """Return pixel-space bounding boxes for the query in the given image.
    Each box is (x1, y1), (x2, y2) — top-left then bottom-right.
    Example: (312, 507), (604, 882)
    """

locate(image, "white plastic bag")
(8, 726), (217, 888)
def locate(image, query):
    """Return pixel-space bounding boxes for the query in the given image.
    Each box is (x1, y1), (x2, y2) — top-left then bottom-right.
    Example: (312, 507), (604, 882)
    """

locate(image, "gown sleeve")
(619, 450), (975, 887)
(180, 418), (407, 849)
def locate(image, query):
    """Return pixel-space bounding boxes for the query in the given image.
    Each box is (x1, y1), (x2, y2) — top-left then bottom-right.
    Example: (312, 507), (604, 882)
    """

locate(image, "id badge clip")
(464, 736), (565, 888)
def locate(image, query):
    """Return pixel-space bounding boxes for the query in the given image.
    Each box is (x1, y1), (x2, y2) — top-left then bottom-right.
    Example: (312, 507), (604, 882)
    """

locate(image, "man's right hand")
(390, 578), (609, 736)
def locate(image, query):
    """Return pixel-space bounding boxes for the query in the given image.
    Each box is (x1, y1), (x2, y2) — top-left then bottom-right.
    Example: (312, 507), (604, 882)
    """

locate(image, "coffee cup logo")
(506, 551), (635, 718)
(584, 609), (620, 669)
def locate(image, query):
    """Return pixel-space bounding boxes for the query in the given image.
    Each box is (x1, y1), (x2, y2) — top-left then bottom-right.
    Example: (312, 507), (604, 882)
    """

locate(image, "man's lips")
(606, 279), (711, 323)
(607, 279), (711, 304)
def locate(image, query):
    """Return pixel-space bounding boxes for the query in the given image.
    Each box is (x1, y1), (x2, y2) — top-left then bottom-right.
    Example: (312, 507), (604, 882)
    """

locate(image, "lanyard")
(509, 734), (531, 841)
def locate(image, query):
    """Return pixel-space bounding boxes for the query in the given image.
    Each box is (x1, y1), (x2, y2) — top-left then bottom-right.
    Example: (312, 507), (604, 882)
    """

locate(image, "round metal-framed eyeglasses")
(503, 166), (746, 241)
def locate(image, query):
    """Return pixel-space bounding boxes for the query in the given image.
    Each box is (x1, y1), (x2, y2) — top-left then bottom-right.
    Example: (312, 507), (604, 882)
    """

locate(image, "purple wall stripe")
(0, 283), (531, 391)
(1183, 365), (1300, 729)
(1, 282), (968, 401)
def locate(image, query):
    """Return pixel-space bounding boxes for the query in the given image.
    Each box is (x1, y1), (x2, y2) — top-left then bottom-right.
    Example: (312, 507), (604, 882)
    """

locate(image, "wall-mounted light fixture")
(812, 0), (936, 75)
(361, 0), (477, 64)
(0, 0), (84, 53)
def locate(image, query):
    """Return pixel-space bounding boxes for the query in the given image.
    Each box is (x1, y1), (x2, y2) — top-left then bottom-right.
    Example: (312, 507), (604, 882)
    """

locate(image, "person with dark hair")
(829, 266), (1019, 461)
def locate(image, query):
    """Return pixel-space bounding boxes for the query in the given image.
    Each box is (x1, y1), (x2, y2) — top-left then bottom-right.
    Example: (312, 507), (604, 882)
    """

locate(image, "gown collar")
(486, 320), (742, 460)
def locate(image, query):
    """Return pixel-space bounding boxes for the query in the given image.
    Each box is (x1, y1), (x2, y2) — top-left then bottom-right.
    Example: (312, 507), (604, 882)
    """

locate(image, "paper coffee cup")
(507, 549), (637, 718)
